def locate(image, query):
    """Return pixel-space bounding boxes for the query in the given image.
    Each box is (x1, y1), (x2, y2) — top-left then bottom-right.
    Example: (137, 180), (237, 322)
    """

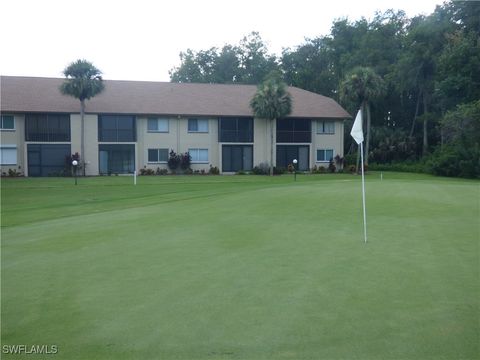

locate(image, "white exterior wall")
(313, 120), (344, 168)
(80, 114), (100, 176)
(179, 117), (219, 172)
(1, 113), (345, 176)
(0, 114), (25, 175)
(252, 118), (272, 168)
(138, 116), (220, 173)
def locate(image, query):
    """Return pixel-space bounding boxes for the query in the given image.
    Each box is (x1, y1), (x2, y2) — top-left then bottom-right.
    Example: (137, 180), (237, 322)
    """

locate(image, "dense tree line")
(170, 1), (480, 178)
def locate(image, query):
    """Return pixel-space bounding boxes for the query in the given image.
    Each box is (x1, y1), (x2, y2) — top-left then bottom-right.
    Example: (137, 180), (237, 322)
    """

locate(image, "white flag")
(350, 109), (364, 144)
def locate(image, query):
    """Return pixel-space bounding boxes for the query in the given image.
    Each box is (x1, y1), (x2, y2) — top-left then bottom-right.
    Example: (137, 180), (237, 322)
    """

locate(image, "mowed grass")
(1, 173), (479, 360)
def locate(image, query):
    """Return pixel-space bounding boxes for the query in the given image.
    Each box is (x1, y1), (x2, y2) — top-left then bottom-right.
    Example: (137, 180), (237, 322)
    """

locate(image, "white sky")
(0, 0), (442, 82)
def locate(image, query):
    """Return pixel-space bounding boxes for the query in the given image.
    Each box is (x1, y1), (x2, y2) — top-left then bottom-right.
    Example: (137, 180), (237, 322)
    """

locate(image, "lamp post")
(293, 159), (298, 181)
(72, 160), (78, 185)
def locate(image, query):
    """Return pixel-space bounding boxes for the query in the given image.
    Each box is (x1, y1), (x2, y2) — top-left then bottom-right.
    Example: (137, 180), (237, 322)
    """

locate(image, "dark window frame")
(25, 113), (71, 142)
(222, 145), (253, 172)
(276, 118), (311, 143)
(147, 148), (169, 163)
(98, 115), (136, 142)
(1, 115), (15, 130)
(219, 117), (254, 143)
(317, 120), (335, 134)
(188, 118), (209, 133)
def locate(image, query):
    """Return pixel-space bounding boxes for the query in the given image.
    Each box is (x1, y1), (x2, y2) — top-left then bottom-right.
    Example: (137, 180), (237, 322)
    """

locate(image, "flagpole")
(360, 142), (367, 243)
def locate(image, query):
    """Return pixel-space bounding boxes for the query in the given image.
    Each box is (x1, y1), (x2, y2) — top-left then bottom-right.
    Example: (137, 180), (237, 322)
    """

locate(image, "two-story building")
(0, 76), (350, 176)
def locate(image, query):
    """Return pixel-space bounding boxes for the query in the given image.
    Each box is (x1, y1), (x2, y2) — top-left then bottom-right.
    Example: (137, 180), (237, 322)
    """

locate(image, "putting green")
(1, 173), (478, 359)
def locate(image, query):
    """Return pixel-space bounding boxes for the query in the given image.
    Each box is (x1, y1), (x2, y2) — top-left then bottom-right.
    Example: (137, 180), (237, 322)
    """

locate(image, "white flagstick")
(360, 142), (367, 244)
(134, 170), (137, 185)
(350, 109), (367, 244)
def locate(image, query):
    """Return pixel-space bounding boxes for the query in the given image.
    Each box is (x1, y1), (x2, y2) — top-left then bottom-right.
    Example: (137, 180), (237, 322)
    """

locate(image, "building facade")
(0, 76), (350, 176)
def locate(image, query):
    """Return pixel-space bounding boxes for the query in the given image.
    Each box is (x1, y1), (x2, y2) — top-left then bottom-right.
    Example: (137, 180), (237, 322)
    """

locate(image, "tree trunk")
(365, 101), (371, 166)
(422, 92), (428, 156)
(80, 100), (86, 176)
(270, 118), (275, 176)
(409, 89), (422, 137)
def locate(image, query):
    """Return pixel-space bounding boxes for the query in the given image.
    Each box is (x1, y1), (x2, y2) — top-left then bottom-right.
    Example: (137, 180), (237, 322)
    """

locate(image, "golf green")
(1, 173), (478, 359)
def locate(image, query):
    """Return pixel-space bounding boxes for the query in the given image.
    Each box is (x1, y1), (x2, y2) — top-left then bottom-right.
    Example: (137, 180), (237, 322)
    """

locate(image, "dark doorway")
(27, 144), (71, 176)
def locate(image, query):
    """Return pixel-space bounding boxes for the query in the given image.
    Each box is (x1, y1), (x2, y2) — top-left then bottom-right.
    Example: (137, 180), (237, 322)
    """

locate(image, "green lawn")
(1, 173), (479, 359)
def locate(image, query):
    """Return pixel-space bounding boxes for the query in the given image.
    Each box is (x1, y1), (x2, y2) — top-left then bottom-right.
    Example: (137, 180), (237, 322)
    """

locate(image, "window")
(317, 120), (335, 134)
(276, 118), (311, 143)
(99, 144), (135, 174)
(276, 145), (309, 171)
(188, 118), (209, 133)
(148, 148), (168, 163)
(25, 113), (70, 141)
(0, 146), (17, 165)
(222, 145), (253, 172)
(1, 115), (15, 130)
(27, 144), (71, 176)
(147, 118), (169, 132)
(317, 149), (334, 162)
(189, 148), (208, 163)
(98, 115), (136, 142)
(219, 117), (253, 142)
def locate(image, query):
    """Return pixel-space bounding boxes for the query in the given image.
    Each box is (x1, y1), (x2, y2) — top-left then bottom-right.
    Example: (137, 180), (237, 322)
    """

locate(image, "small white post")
(134, 170), (137, 185)
(381, 172), (383, 181)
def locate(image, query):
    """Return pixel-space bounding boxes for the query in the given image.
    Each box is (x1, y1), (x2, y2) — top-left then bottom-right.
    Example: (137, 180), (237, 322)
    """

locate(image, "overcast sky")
(1, 0), (443, 82)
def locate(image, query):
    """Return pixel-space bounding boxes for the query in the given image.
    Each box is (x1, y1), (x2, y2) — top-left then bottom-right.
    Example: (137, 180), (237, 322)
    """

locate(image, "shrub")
(311, 165), (326, 174)
(344, 154), (357, 167)
(156, 168), (168, 175)
(334, 155), (345, 169)
(167, 150), (181, 170)
(209, 165), (220, 175)
(273, 167), (285, 175)
(180, 152), (191, 170)
(328, 159), (336, 173)
(8, 168), (23, 177)
(426, 144), (480, 178)
(368, 161), (425, 173)
(139, 167), (155, 175)
(252, 162), (270, 175)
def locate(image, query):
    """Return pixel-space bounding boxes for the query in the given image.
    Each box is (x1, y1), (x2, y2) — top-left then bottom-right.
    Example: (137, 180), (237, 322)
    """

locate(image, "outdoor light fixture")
(72, 160), (78, 185)
(293, 159), (298, 181)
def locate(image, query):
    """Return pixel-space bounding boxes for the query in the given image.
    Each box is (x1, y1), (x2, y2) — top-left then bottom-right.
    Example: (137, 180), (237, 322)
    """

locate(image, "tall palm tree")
(60, 60), (104, 175)
(250, 73), (292, 175)
(340, 66), (386, 165)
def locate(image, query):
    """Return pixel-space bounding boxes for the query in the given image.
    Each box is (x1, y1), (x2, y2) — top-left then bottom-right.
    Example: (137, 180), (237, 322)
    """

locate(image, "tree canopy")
(170, 1), (480, 177)
(60, 59), (104, 101)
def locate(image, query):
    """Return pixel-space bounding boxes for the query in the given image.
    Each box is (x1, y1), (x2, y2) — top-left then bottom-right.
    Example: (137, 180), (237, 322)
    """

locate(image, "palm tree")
(60, 60), (104, 175)
(250, 73), (292, 175)
(340, 66), (386, 165)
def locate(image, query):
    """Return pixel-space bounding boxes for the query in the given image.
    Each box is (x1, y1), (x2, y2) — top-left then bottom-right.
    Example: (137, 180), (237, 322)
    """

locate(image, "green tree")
(60, 60), (104, 175)
(437, 30), (480, 111)
(340, 66), (386, 165)
(428, 100), (480, 178)
(169, 32), (279, 84)
(281, 37), (336, 98)
(250, 73), (292, 175)
(395, 8), (453, 155)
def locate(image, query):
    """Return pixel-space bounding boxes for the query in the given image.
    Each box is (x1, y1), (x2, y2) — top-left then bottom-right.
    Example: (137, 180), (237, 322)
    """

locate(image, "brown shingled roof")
(0, 76), (351, 119)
